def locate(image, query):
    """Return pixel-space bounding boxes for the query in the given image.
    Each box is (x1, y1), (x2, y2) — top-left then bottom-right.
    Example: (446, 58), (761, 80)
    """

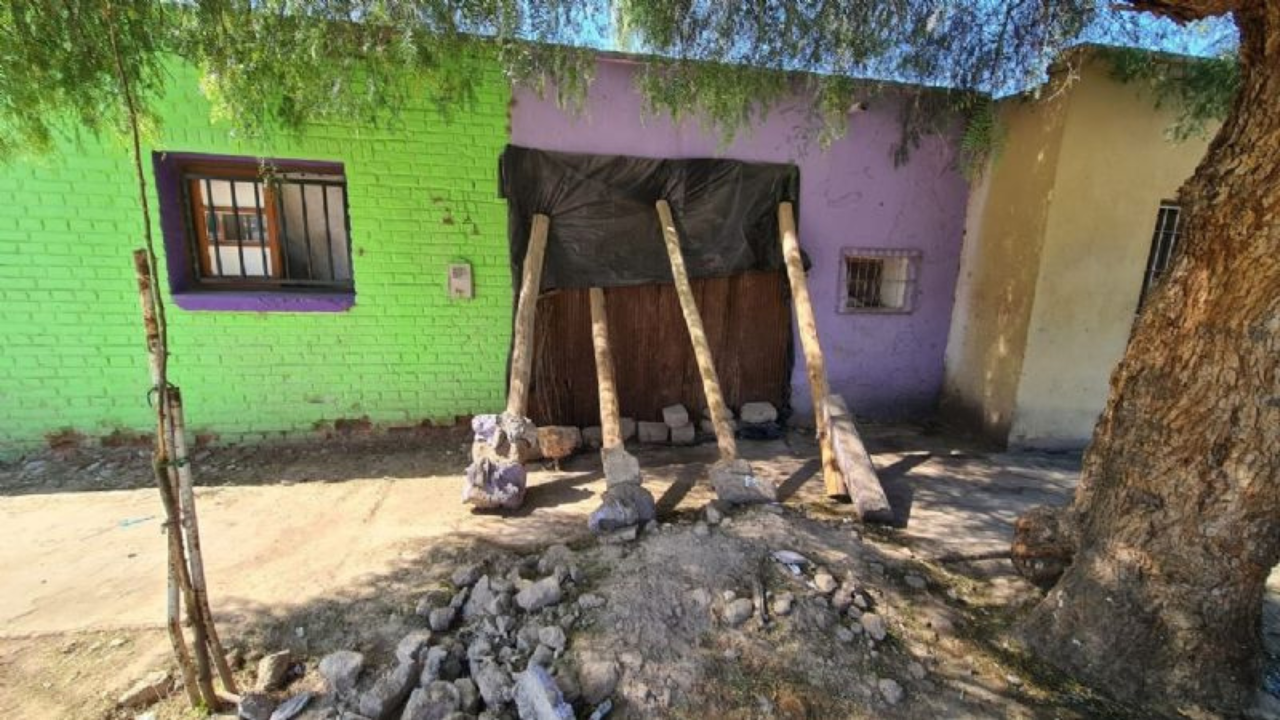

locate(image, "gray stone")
(357, 661), (418, 720)
(580, 426), (603, 449)
(429, 606), (457, 632)
(455, 679), (480, 713)
(117, 670), (171, 710)
(238, 691), (275, 720)
(529, 644), (555, 667)
(538, 544), (573, 574)
(513, 665), (574, 720)
(723, 598), (755, 627)
(878, 678), (904, 705)
(576, 661), (619, 705)
(637, 421), (668, 444)
(619, 418), (636, 442)
(401, 682), (460, 720)
(515, 576), (562, 612)
(268, 692), (313, 720)
(318, 651), (365, 695)
(450, 589), (469, 610)
(704, 501), (728, 525)
(813, 572), (838, 594)
(709, 459), (777, 505)
(600, 447), (641, 487)
(420, 646), (463, 685)
(699, 419), (717, 435)
(668, 423), (695, 445)
(396, 631), (433, 665)
(661, 404), (690, 428)
(908, 662), (927, 680)
(462, 456), (527, 510)
(904, 574), (927, 590)
(861, 613), (888, 641)
(256, 650), (292, 691)
(471, 659), (513, 708)
(588, 483), (655, 534)
(770, 592), (794, 616)
(537, 626), (566, 652)
(464, 577), (510, 620)
(739, 402), (778, 424)
(452, 564), (483, 588)
(836, 627), (855, 643)
(577, 593), (606, 610)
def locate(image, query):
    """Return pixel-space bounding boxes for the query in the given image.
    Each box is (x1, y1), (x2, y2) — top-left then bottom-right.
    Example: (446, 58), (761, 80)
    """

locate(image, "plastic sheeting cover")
(500, 145), (800, 290)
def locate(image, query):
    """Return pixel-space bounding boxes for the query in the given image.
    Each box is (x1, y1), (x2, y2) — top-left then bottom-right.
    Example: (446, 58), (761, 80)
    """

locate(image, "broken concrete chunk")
(471, 412), (538, 462)
(861, 612), (888, 641)
(462, 457), (527, 510)
(637, 421), (668, 444)
(357, 660), (418, 720)
(118, 670), (171, 710)
(452, 564), (483, 588)
(514, 665), (575, 720)
(318, 650), (365, 695)
(669, 423), (695, 445)
(515, 576), (563, 612)
(537, 625), (566, 652)
(588, 483), (656, 534)
(538, 544), (574, 574)
(429, 606), (457, 632)
(710, 459), (777, 505)
(255, 649), (292, 691)
(396, 630), (433, 665)
(739, 402), (778, 424)
(600, 446), (641, 487)
(402, 682), (459, 720)
(661, 404), (690, 428)
(470, 659), (514, 708)
(537, 426), (581, 461)
(581, 426), (603, 449)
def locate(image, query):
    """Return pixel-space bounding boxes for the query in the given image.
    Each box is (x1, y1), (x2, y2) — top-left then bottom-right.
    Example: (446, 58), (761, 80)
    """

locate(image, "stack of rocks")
(462, 413), (538, 510)
(662, 404), (695, 445)
(587, 446), (655, 535)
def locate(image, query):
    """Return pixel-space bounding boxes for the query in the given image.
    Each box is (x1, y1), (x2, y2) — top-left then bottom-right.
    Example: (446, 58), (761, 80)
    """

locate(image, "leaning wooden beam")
(777, 202), (844, 498)
(824, 394), (893, 521)
(655, 200), (738, 461)
(589, 288), (623, 450)
(506, 213), (551, 418)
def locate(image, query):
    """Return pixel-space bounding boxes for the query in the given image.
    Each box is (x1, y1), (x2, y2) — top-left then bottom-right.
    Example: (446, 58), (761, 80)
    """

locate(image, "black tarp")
(499, 145), (800, 290)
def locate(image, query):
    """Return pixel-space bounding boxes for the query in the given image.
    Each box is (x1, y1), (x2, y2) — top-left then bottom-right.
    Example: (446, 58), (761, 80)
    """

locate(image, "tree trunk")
(1018, 3), (1280, 712)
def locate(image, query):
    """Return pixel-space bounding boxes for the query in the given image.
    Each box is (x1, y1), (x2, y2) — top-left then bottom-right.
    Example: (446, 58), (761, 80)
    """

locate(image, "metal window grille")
(838, 248), (921, 314)
(181, 171), (354, 290)
(1138, 203), (1182, 307)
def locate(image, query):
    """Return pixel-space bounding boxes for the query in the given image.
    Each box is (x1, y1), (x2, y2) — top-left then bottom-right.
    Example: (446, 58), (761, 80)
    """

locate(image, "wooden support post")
(589, 288), (623, 449)
(506, 214), (551, 417)
(777, 202), (844, 497)
(655, 199), (738, 461)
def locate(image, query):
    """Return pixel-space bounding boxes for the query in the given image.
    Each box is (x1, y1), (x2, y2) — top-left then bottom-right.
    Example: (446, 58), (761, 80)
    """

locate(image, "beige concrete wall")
(940, 89), (1071, 443)
(1007, 61), (1214, 449)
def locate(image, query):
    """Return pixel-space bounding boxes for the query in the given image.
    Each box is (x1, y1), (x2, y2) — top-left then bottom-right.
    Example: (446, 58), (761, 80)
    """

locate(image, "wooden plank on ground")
(506, 213), (550, 417)
(656, 199), (738, 461)
(824, 394), (893, 521)
(777, 201), (845, 497)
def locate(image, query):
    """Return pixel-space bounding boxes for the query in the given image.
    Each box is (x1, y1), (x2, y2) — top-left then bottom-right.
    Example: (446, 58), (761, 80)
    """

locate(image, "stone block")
(669, 423), (695, 445)
(637, 421), (668, 444)
(739, 402), (778, 424)
(661, 404), (690, 428)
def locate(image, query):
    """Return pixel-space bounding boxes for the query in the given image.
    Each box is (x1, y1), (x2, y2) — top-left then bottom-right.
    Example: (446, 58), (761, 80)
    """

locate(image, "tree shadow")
(877, 452), (933, 528)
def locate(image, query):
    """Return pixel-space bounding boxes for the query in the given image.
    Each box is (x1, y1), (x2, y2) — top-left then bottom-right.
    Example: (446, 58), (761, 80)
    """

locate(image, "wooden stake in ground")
(778, 203), (890, 517)
(506, 213), (551, 418)
(777, 202), (842, 498)
(655, 200), (738, 461)
(588, 287), (623, 450)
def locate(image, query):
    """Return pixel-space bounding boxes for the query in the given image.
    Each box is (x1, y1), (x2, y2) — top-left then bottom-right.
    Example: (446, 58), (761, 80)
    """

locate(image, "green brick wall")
(0, 61), (513, 454)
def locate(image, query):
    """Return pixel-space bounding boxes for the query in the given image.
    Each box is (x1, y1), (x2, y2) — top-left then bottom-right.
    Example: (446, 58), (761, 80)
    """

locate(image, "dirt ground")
(0, 424), (1135, 719)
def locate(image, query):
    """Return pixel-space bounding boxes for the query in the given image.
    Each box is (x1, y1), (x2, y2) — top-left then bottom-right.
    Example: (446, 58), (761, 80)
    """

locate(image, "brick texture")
(0, 60), (512, 453)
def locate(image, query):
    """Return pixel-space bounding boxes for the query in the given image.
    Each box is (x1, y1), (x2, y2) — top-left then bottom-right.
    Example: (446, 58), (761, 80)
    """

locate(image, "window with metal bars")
(177, 157), (353, 291)
(838, 248), (921, 314)
(1138, 202), (1182, 308)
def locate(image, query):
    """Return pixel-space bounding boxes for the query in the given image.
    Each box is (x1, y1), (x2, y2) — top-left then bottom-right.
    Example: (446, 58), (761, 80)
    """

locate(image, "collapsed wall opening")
(498, 146), (802, 428)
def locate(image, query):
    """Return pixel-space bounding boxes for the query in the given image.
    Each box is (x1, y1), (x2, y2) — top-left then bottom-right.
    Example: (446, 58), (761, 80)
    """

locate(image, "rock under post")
(463, 413), (538, 510)
(710, 458), (777, 505)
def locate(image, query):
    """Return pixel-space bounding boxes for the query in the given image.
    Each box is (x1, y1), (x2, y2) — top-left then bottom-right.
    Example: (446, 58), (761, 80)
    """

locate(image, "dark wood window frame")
(176, 157), (354, 293)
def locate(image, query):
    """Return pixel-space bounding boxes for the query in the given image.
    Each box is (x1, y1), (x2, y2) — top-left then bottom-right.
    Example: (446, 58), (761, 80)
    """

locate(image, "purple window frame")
(153, 151), (356, 312)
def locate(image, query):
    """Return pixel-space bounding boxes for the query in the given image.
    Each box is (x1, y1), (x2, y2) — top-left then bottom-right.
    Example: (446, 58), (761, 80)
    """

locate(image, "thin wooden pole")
(169, 388), (237, 693)
(506, 214), (551, 417)
(132, 250), (202, 706)
(655, 200), (737, 461)
(777, 202), (844, 497)
(589, 288), (622, 449)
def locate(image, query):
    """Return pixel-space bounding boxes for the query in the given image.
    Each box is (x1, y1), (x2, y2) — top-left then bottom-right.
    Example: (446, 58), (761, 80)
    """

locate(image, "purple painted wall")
(510, 58), (969, 420)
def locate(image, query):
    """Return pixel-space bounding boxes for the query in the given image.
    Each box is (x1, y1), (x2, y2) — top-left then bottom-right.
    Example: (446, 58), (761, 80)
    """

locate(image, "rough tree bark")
(1016, 1), (1280, 712)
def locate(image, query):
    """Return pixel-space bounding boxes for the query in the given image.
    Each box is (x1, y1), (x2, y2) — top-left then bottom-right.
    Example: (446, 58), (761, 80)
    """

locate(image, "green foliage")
(1103, 46), (1238, 141)
(959, 97), (1004, 178)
